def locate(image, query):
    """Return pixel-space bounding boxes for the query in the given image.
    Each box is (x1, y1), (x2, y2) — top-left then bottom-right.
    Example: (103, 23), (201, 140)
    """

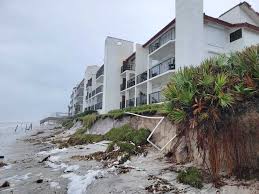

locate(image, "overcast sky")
(0, 0), (258, 122)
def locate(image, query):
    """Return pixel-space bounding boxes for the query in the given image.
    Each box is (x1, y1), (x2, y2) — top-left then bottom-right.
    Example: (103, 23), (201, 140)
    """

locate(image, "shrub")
(68, 134), (104, 146)
(80, 114), (97, 130)
(164, 45), (259, 184)
(61, 119), (74, 129)
(104, 125), (150, 146)
(105, 104), (166, 119)
(177, 167), (203, 189)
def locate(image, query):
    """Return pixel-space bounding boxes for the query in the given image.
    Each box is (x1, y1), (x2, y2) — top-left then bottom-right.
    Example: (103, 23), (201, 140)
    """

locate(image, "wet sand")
(0, 125), (258, 194)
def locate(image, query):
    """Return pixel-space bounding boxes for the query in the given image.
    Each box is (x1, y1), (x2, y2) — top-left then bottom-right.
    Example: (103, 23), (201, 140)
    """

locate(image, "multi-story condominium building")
(71, 0), (259, 115)
(68, 79), (84, 116)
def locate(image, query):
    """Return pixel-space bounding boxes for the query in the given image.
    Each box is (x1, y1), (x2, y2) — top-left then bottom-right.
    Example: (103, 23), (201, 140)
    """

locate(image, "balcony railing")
(136, 71), (147, 84)
(149, 57), (175, 78)
(126, 98), (135, 107)
(87, 78), (92, 87)
(91, 90), (96, 97)
(127, 77), (135, 88)
(96, 65), (104, 79)
(136, 95), (147, 106)
(95, 102), (102, 110)
(149, 29), (174, 53)
(96, 85), (103, 94)
(149, 91), (162, 104)
(121, 63), (134, 73)
(120, 83), (126, 91)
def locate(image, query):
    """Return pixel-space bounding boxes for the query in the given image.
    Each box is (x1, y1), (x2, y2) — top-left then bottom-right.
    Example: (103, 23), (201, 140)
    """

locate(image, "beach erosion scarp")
(0, 121), (258, 194)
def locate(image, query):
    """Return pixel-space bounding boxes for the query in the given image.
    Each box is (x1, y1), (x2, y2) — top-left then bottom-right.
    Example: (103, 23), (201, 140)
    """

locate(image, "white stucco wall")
(243, 29), (259, 47)
(135, 44), (148, 75)
(83, 65), (99, 111)
(219, 6), (258, 26)
(175, 0), (205, 68)
(103, 37), (134, 113)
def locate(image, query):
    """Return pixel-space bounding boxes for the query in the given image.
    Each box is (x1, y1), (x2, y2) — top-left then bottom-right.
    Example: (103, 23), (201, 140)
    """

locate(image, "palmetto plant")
(163, 44), (259, 185)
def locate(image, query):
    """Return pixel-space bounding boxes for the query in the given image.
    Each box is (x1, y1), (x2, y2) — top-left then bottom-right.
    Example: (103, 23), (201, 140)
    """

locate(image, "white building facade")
(68, 79), (84, 116)
(70, 0), (259, 115)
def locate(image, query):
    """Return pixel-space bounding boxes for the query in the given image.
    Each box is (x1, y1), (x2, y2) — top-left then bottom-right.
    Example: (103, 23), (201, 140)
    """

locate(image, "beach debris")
(64, 165), (80, 173)
(0, 161), (7, 168)
(39, 155), (51, 163)
(36, 179), (44, 184)
(145, 175), (179, 194)
(0, 181), (10, 188)
(115, 166), (134, 174)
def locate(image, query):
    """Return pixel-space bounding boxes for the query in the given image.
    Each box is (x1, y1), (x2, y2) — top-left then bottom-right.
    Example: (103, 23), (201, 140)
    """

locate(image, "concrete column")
(147, 81), (152, 105)
(175, 0), (204, 68)
(135, 87), (139, 106)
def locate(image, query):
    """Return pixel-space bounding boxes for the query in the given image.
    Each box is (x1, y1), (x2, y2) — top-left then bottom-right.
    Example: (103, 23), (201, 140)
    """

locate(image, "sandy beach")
(0, 124), (258, 194)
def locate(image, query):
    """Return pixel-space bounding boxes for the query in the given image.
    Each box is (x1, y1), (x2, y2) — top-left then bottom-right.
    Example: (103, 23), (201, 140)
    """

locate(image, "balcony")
(136, 95), (147, 106)
(120, 83), (126, 91)
(149, 57), (175, 78)
(121, 62), (134, 73)
(87, 79), (92, 87)
(91, 90), (96, 97)
(126, 98), (135, 108)
(95, 102), (102, 110)
(149, 29), (175, 54)
(136, 71), (147, 84)
(96, 65), (104, 79)
(127, 77), (135, 88)
(96, 85), (103, 94)
(149, 91), (162, 104)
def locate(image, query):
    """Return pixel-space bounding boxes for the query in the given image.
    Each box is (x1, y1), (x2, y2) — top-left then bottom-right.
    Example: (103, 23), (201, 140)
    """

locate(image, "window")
(230, 29), (242, 42)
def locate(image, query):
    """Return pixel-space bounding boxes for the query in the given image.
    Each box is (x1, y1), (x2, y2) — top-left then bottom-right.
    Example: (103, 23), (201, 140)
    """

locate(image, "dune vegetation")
(164, 45), (259, 185)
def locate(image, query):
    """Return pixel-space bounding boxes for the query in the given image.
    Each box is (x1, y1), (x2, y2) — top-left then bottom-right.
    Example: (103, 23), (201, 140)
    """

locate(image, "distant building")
(68, 79), (84, 116)
(70, 1), (259, 115)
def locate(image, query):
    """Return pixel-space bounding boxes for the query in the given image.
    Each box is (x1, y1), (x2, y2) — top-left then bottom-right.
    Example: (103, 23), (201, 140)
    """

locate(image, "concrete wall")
(243, 29), (259, 47)
(219, 5), (258, 26)
(103, 37), (134, 113)
(83, 65), (99, 111)
(175, 0), (205, 68)
(135, 44), (148, 75)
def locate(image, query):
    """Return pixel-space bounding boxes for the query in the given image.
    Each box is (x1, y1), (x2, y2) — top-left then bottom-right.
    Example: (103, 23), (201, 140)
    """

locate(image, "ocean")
(0, 122), (38, 159)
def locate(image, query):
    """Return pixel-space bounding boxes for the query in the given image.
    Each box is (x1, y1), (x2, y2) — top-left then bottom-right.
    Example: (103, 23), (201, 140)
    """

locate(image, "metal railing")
(149, 29), (174, 53)
(136, 71), (147, 84)
(91, 90), (96, 97)
(149, 57), (175, 78)
(96, 65), (104, 79)
(96, 85), (103, 94)
(127, 77), (135, 88)
(149, 91), (162, 104)
(126, 98), (135, 107)
(136, 95), (147, 106)
(121, 63), (134, 73)
(95, 102), (102, 110)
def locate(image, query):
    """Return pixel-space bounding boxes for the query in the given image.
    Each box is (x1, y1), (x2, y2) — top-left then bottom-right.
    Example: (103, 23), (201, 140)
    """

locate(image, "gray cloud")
(0, 0), (258, 122)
